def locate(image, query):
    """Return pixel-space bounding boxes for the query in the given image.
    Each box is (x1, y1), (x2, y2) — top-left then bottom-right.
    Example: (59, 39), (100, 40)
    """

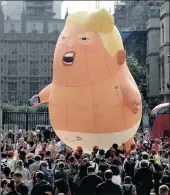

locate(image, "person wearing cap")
(77, 166), (102, 195)
(152, 138), (160, 153)
(95, 170), (122, 195)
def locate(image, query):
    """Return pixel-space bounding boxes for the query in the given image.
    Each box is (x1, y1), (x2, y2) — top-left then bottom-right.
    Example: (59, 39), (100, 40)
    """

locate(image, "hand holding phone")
(28, 96), (40, 106)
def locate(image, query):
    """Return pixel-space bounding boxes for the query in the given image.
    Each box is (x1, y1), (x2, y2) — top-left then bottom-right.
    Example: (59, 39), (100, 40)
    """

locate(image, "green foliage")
(126, 55), (147, 87)
(2, 103), (48, 113)
(126, 55), (147, 101)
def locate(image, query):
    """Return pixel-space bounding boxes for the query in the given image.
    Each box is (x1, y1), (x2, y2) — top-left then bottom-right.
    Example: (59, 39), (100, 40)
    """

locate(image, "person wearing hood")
(31, 171), (53, 195)
(121, 176), (136, 195)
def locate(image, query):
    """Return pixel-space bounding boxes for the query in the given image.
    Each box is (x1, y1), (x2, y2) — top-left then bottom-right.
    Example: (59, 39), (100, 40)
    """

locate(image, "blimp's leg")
(30, 83), (52, 106)
(120, 78), (142, 114)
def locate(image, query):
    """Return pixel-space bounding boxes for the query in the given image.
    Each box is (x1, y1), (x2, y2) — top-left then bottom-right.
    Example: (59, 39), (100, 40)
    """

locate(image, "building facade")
(114, 0), (169, 105)
(0, 5), (65, 104)
(159, 0), (170, 102)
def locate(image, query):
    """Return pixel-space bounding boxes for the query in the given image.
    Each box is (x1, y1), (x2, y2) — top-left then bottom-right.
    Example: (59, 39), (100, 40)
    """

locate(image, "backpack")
(43, 169), (53, 185)
(124, 158), (136, 177)
(122, 185), (133, 195)
(54, 169), (68, 182)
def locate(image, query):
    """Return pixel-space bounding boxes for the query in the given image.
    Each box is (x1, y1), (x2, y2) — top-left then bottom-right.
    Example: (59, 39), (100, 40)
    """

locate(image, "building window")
(8, 60), (17, 75)
(30, 60), (39, 76)
(8, 82), (17, 92)
(9, 43), (17, 55)
(161, 23), (164, 43)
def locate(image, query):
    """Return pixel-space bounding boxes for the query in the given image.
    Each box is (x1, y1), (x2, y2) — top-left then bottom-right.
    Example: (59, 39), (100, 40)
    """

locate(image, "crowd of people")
(1, 128), (170, 195)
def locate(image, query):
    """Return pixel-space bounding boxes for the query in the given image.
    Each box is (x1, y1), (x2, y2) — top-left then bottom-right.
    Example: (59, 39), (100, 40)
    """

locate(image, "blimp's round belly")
(49, 82), (141, 151)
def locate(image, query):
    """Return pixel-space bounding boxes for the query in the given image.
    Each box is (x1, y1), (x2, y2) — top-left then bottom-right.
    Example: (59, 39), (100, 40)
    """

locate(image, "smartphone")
(28, 96), (40, 106)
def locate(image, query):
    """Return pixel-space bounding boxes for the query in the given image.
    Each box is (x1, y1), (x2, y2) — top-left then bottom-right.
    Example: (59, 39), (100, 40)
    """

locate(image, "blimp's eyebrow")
(78, 32), (94, 37)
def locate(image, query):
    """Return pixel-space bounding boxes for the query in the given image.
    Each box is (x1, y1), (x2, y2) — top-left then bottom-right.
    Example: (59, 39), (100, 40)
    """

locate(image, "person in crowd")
(16, 150), (28, 168)
(31, 171), (53, 195)
(16, 138), (25, 152)
(77, 166), (103, 195)
(152, 149), (161, 164)
(57, 140), (66, 154)
(159, 185), (169, 195)
(48, 138), (59, 154)
(121, 176), (136, 195)
(7, 130), (15, 143)
(95, 149), (106, 165)
(6, 139), (14, 152)
(124, 151), (137, 177)
(1, 152), (8, 170)
(15, 160), (31, 182)
(110, 165), (121, 185)
(133, 160), (153, 195)
(95, 170), (122, 195)
(160, 175), (170, 190)
(6, 179), (19, 195)
(54, 161), (69, 182)
(97, 163), (109, 181)
(90, 146), (99, 161)
(54, 179), (71, 195)
(29, 155), (41, 174)
(153, 163), (163, 195)
(3, 167), (12, 180)
(13, 172), (29, 195)
(152, 138), (160, 153)
(134, 152), (149, 171)
(44, 151), (54, 169)
(7, 151), (15, 175)
(1, 179), (9, 195)
(40, 161), (53, 185)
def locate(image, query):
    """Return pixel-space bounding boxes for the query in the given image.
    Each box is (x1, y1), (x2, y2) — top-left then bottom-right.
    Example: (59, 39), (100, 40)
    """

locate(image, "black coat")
(77, 174), (103, 195)
(95, 180), (122, 195)
(31, 180), (53, 195)
(7, 191), (20, 195)
(16, 182), (29, 195)
(133, 167), (153, 195)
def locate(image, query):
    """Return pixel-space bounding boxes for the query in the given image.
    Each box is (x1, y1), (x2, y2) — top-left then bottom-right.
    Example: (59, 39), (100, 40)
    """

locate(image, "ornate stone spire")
(43, 11), (48, 38)
(0, 0), (4, 37)
(21, 6), (26, 35)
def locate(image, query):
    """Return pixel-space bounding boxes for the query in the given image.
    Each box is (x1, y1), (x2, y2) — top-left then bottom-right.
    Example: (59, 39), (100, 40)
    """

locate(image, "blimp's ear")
(117, 50), (126, 65)
(87, 8), (113, 33)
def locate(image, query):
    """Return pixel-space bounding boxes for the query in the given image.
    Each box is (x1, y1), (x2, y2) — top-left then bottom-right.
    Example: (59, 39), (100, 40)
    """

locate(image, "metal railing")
(2, 111), (50, 131)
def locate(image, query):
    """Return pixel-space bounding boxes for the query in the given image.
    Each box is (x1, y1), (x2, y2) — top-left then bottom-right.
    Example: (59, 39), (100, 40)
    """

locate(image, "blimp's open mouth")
(63, 52), (75, 66)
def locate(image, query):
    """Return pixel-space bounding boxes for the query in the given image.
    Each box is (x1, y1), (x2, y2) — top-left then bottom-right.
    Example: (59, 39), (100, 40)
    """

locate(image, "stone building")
(0, 4), (65, 104)
(146, 0), (170, 104)
(114, 0), (169, 105)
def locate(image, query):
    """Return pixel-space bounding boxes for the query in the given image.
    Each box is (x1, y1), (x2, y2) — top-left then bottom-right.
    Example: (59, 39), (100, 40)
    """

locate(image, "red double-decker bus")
(150, 103), (170, 139)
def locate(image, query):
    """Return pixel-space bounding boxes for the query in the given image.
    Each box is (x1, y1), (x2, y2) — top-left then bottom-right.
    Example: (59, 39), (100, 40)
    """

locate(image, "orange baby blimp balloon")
(30, 8), (142, 152)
